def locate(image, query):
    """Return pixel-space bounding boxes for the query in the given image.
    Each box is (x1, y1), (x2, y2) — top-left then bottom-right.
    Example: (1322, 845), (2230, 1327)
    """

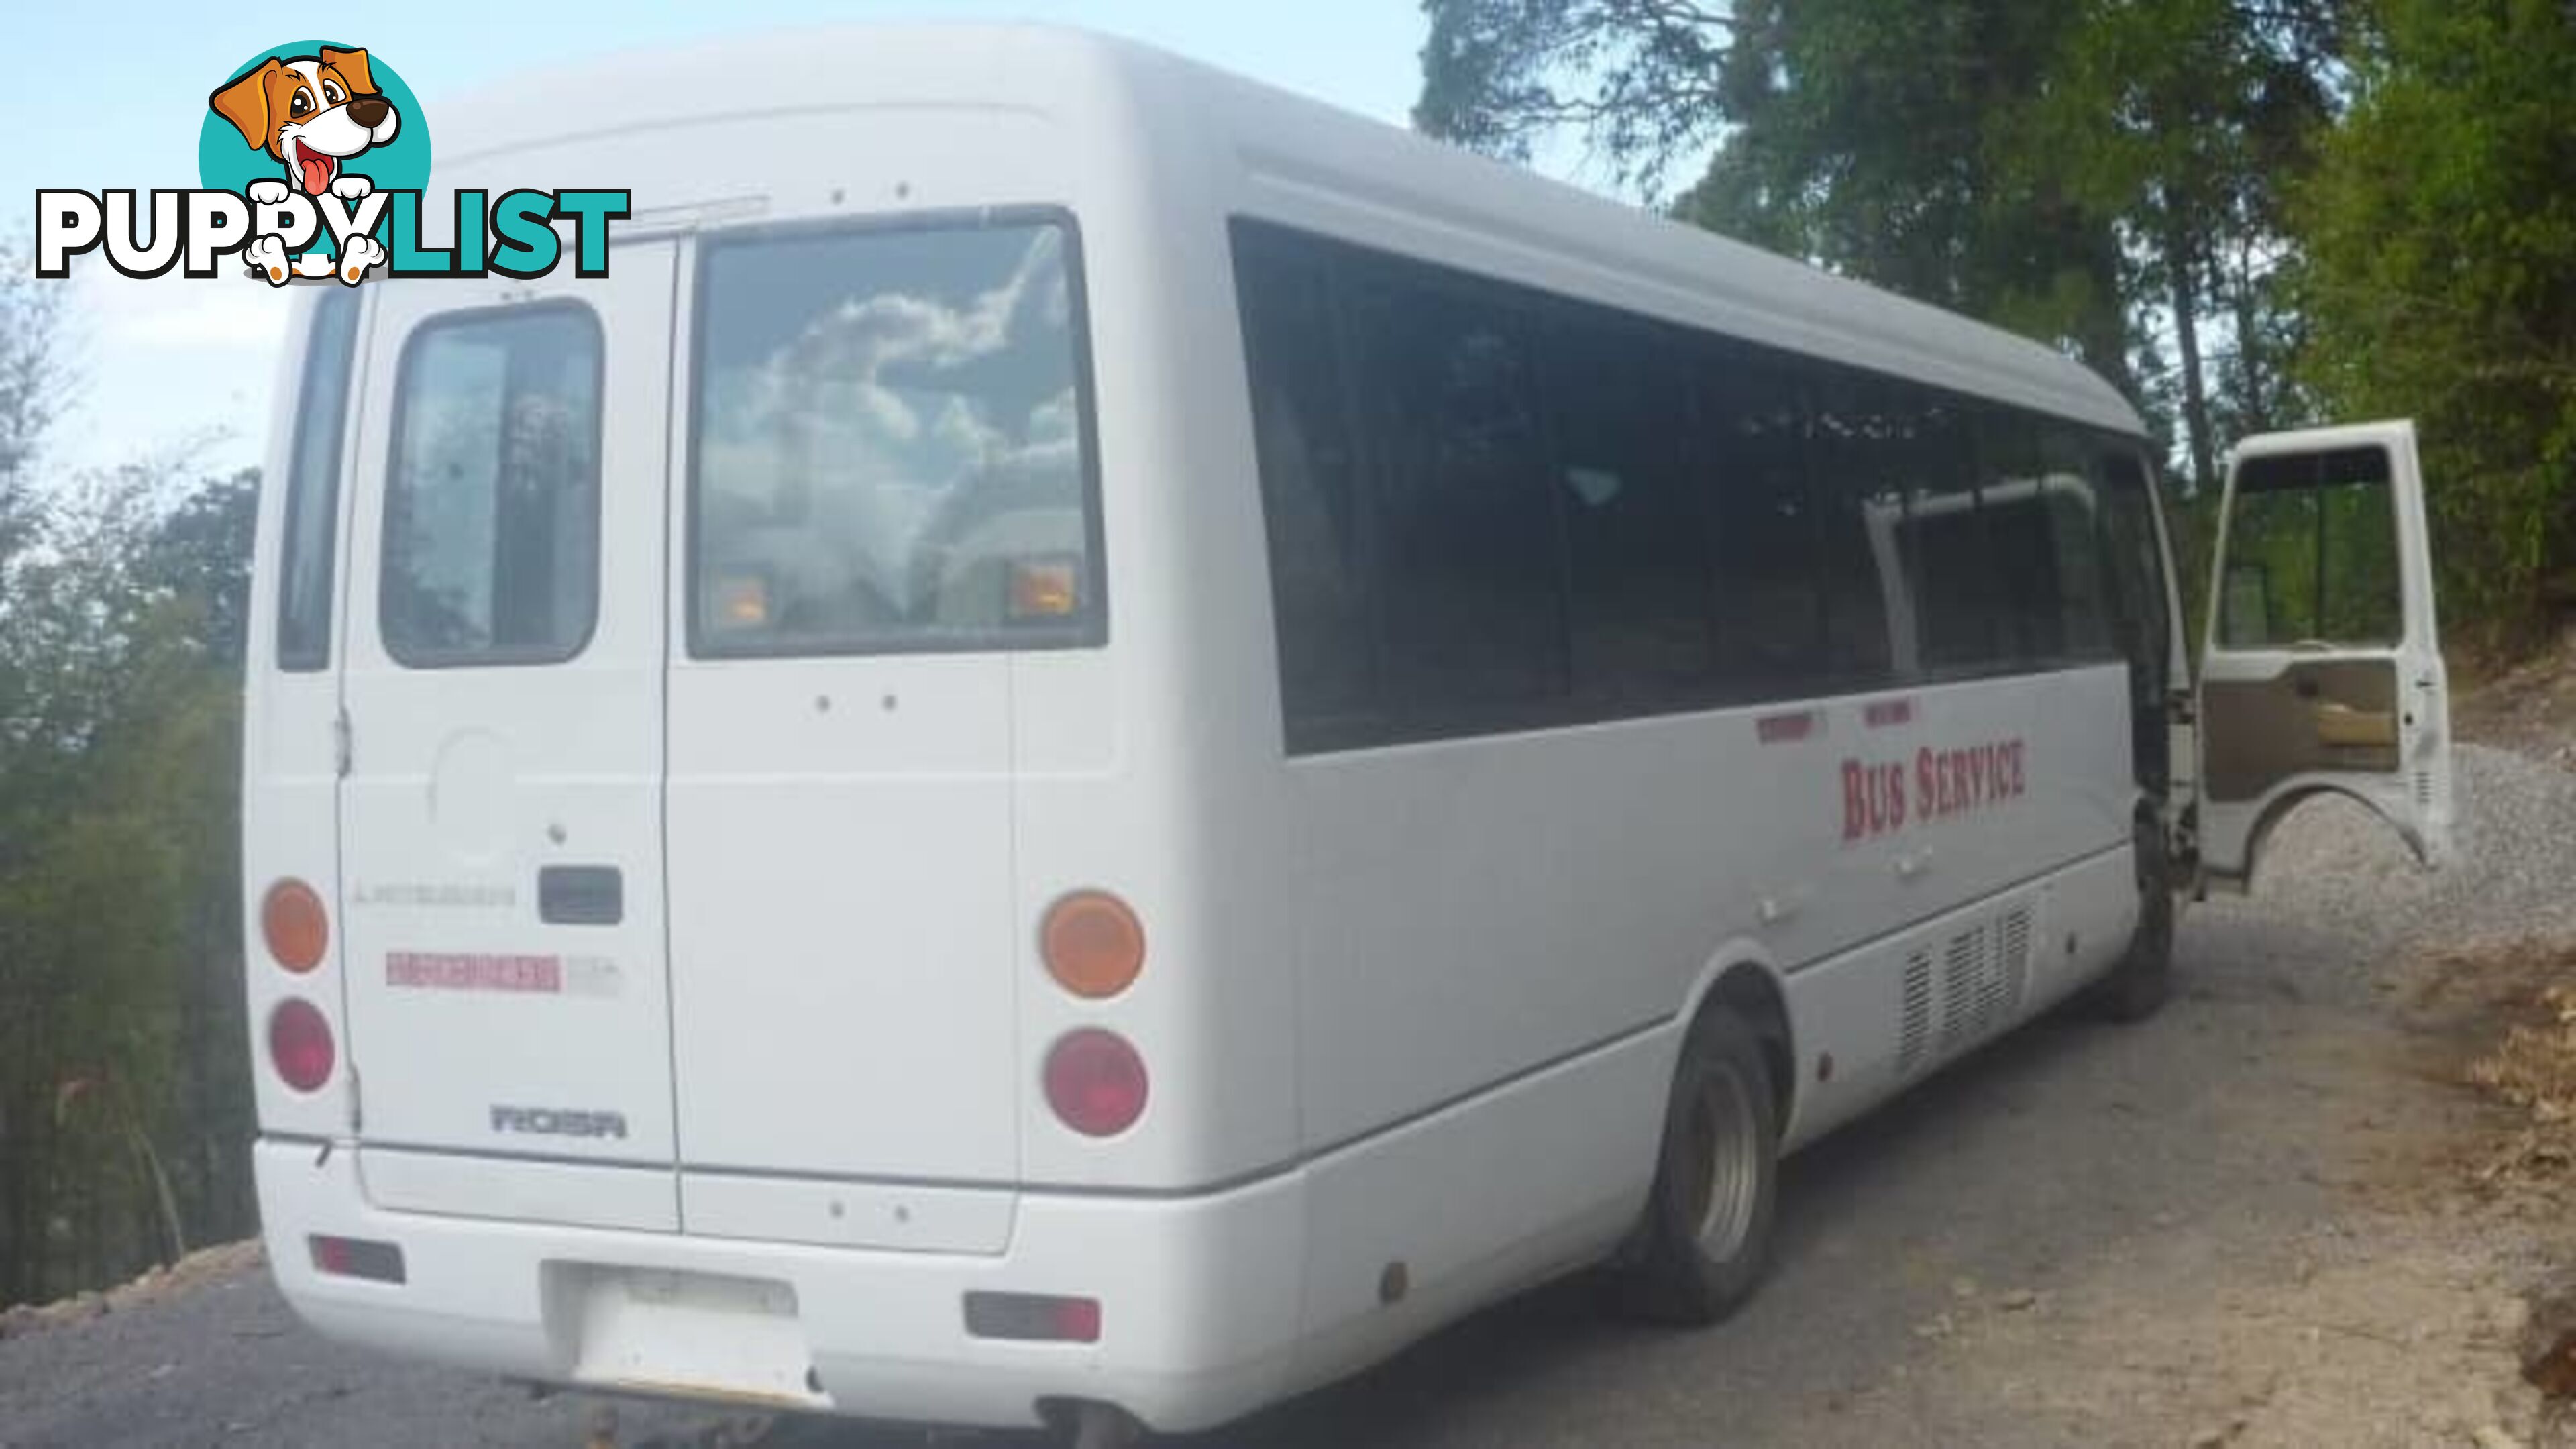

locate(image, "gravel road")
(5, 745), (2571, 1449)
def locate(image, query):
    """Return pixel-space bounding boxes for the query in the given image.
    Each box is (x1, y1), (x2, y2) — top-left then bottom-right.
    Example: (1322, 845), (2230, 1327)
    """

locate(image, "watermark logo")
(204, 42), (423, 282)
(32, 40), (627, 286)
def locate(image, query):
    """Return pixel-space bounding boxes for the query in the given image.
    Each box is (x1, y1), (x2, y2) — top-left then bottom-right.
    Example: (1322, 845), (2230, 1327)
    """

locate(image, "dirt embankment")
(0, 1241), (266, 1342)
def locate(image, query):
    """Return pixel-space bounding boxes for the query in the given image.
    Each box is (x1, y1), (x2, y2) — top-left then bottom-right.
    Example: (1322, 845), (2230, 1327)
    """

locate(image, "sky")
(2, 1), (1442, 481)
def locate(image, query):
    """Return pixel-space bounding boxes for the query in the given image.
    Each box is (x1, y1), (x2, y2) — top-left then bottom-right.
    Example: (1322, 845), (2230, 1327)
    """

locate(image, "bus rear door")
(335, 250), (682, 1228)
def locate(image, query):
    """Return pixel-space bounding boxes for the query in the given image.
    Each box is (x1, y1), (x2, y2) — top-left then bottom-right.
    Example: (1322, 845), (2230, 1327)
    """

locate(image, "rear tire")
(1619, 1007), (1780, 1325)
(2090, 816), (2175, 1023)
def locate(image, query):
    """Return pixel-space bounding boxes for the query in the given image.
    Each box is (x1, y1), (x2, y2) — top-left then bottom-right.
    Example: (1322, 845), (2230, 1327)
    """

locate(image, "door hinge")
(332, 708), (353, 778)
(347, 1061), (363, 1134)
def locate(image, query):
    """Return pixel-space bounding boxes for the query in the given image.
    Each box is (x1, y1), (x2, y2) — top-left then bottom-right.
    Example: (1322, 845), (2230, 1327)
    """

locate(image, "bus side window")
(1340, 268), (1566, 726)
(2032, 428), (2120, 664)
(1891, 396), (2004, 674)
(1701, 345), (1827, 699)
(1232, 225), (1379, 749)
(1803, 370), (1904, 686)
(2092, 448), (2174, 701)
(1540, 315), (1711, 709)
(1980, 411), (2121, 668)
(277, 289), (362, 670)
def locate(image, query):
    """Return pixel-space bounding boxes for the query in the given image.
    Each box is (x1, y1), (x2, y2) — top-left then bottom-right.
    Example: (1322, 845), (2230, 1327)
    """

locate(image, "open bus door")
(2195, 420), (2455, 890)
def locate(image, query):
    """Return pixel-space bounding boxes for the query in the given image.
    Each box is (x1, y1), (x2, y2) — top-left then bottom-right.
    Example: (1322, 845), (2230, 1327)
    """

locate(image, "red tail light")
(1043, 1029), (1148, 1137)
(269, 998), (335, 1092)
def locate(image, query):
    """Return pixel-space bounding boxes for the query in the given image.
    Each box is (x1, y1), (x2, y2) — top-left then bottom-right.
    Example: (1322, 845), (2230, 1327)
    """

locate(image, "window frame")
(276, 288), (362, 672)
(682, 205), (1110, 663)
(2216, 445), (2404, 651)
(377, 298), (608, 671)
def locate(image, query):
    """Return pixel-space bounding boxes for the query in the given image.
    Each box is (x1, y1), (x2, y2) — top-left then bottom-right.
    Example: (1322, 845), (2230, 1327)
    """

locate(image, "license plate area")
(545, 1264), (826, 1408)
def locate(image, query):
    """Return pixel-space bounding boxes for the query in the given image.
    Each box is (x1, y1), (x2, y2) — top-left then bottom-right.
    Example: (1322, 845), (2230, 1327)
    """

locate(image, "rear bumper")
(254, 1138), (1307, 1433)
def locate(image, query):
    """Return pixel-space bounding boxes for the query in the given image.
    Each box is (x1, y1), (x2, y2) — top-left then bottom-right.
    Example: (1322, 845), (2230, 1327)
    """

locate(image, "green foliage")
(0, 266), (258, 1305)
(1416, 0), (1736, 193)
(2295, 0), (2576, 641)
(1415, 0), (2339, 494)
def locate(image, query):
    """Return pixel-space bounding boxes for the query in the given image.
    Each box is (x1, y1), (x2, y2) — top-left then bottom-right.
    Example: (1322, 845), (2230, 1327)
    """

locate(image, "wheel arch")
(1678, 943), (1796, 1136)
(2208, 780), (2427, 892)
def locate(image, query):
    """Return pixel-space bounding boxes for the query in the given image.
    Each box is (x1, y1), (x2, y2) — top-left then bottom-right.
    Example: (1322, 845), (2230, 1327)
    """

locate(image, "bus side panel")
(1781, 843), (2136, 1148)
(1283, 665), (2131, 1160)
(1289, 1018), (1671, 1391)
(244, 290), (358, 1143)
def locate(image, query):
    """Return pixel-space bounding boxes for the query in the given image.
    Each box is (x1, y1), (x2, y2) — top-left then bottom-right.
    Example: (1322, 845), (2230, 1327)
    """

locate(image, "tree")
(0, 254), (262, 1305)
(2296, 0), (2576, 642)
(1413, 0), (2344, 486)
(1676, 0), (2135, 391)
(2031, 0), (2340, 491)
(1417, 0), (1740, 193)
(0, 245), (68, 565)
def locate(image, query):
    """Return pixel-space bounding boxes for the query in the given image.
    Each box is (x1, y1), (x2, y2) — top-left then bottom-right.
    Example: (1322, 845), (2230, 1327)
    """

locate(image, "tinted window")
(2094, 448), (2171, 690)
(382, 306), (600, 665)
(692, 219), (1099, 656)
(2218, 445), (2402, 648)
(1978, 413), (2119, 665)
(1343, 267), (1566, 718)
(2031, 427), (2118, 662)
(1544, 318), (1711, 706)
(1702, 347), (1826, 696)
(1892, 397), (2002, 672)
(1234, 227), (1379, 744)
(1228, 220), (2166, 751)
(1805, 370), (1904, 683)
(278, 289), (360, 670)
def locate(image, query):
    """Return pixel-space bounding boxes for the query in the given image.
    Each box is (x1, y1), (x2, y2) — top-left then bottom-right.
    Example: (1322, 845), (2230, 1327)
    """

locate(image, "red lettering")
(1915, 749), (1936, 822)
(1841, 760), (1867, 842)
(1886, 762), (1906, 829)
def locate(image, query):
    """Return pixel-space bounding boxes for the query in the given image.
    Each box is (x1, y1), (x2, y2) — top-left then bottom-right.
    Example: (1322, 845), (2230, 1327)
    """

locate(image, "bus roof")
(433, 23), (2146, 439)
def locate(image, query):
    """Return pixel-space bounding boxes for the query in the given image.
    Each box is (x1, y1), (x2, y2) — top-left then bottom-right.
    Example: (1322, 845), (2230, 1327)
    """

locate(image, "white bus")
(239, 25), (2455, 1446)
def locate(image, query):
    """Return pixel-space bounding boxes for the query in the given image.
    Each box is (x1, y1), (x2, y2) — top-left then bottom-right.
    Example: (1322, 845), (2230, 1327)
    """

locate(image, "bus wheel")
(2089, 817), (2175, 1023)
(1620, 1006), (1780, 1325)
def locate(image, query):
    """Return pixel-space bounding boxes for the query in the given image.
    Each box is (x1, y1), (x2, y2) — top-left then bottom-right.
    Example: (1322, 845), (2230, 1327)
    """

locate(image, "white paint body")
(240, 24), (2446, 1435)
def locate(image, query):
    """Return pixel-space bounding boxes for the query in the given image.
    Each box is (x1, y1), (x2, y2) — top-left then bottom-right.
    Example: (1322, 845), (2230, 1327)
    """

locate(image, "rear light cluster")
(1038, 890), (1148, 1137)
(261, 877), (336, 1093)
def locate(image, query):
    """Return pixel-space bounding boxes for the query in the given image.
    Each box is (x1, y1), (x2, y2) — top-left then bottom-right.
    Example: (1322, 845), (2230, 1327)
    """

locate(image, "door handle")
(538, 865), (623, 926)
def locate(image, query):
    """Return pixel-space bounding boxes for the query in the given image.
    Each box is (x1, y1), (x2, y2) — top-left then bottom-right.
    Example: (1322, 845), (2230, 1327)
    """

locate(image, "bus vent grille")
(1897, 949), (1934, 1075)
(1940, 923), (1997, 1055)
(2414, 771), (2435, 808)
(1998, 905), (2034, 1011)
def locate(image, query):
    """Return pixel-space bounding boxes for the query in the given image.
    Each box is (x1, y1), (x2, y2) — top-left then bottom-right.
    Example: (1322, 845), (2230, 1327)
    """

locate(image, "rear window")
(380, 305), (603, 666)
(689, 215), (1102, 656)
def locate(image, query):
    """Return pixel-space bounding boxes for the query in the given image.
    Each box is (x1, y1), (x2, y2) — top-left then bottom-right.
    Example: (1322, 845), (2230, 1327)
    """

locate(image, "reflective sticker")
(386, 951), (561, 993)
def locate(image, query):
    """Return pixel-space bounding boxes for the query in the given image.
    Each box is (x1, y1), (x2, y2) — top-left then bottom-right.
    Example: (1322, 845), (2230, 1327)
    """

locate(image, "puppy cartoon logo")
(207, 46), (405, 282)
(30, 40), (626, 288)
